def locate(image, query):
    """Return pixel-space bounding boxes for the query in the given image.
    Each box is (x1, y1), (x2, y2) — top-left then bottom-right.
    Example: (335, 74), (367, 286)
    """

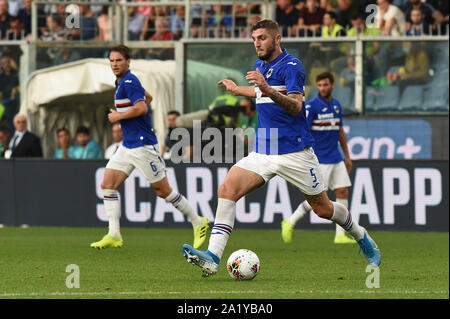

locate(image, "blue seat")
(424, 85), (449, 111)
(365, 86), (379, 111)
(398, 85), (424, 110)
(333, 86), (355, 113)
(376, 86), (400, 111)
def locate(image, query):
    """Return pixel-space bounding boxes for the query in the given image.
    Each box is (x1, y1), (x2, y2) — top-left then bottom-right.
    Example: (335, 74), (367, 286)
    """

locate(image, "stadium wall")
(0, 159), (447, 232)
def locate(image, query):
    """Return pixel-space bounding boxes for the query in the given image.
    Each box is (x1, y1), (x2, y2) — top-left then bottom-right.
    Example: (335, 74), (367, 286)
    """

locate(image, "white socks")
(165, 190), (203, 227)
(102, 189), (121, 238)
(335, 198), (348, 236)
(208, 198), (236, 260)
(288, 200), (311, 225)
(330, 201), (364, 241)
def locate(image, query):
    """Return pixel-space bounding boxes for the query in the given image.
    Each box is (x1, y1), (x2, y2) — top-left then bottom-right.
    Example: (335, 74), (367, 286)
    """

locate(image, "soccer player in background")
(91, 45), (209, 249)
(181, 19), (380, 276)
(281, 72), (356, 245)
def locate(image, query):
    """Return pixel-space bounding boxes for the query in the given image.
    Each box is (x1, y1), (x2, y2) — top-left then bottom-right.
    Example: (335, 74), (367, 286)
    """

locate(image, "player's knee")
(101, 181), (116, 190)
(154, 186), (172, 199)
(335, 188), (348, 198)
(218, 183), (239, 201)
(312, 201), (334, 219)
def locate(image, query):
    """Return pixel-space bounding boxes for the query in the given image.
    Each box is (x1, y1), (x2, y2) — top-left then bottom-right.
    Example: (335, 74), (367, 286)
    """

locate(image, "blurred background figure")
(5, 114), (42, 158)
(54, 127), (77, 159)
(72, 125), (102, 159)
(161, 110), (180, 160)
(0, 124), (11, 157)
(375, 0), (406, 36)
(297, 0), (326, 37)
(104, 123), (123, 159)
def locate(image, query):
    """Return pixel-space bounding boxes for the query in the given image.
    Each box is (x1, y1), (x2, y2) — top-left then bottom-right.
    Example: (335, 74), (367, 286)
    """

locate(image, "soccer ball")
(226, 249), (260, 280)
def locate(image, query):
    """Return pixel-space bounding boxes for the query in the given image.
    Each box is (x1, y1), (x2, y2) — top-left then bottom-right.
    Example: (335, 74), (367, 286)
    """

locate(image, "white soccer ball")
(226, 249), (260, 280)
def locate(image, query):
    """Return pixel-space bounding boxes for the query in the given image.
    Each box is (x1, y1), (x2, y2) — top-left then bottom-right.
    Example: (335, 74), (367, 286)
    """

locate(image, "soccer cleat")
(334, 233), (357, 244)
(357, 229), (381, 267)
(90, 234), (123, 249)
(281, 219), (294, 244)
(193, 217), (210, 249)
(181, 244), (219, 277)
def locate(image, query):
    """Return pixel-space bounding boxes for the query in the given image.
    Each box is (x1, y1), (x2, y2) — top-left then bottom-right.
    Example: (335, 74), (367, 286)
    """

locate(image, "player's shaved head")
(251, 19), (280, 39)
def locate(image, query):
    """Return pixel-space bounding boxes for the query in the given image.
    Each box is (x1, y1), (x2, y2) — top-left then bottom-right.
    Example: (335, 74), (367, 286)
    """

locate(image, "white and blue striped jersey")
(305, 94), (343, 164)
(114, 70), (158, 148)
(253, 49), (314, 155)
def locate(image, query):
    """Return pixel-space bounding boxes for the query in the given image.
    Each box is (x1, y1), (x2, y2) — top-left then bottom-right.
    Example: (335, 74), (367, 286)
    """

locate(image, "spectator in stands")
(0, 0), (11, 39)
(6, 15), (24, 39)
(8, 0), (23, 16)
(97, 5), (111, 41)
(151, 16), (174, 40)
(427, 0), (449, 34)
(170, 5), (185, 39)
(216, 20), (231, 38)
(320, 0), (338, 12)
(404, 0), (444, 35)
(54, 127), (77, 159)
(69, 5), (97, 41)
(161, 110), (180, 159)
(322, 11), (346, 36)
(4, 114), (42, 158)
(374, 0), (406, 36)
(41, 14), (68, 41)
(104, 123), (123, 159)
(128, 5), (145, 40)
(276, 0), (300, 37)
(72, 125), (102, 159)
(239, 97), (258, 132)
(141, 3), (170, 40)
(348, 12), (380, 36)
(240, 14), (261, 38)
(339, 55), (355, 87)
(0, 56), (19, 130)
(18, 0), (46, 37)
(298, 0), (326, 37)
(407, 8), (430, 35)
(190, 17), (206, 38)
(0, 125), (11, 157)
(397, 41), (430, 92)
(334, 0), (359, 28)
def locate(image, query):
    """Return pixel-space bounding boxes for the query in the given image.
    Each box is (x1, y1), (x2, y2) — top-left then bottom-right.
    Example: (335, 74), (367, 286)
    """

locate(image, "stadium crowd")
(0, 0), (447, 41)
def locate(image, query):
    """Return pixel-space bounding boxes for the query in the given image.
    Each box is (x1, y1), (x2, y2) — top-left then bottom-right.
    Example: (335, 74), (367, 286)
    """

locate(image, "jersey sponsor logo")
(287, 62), (297, 65)
(317, 112), (335, 119)
(124, 80), (132, 83)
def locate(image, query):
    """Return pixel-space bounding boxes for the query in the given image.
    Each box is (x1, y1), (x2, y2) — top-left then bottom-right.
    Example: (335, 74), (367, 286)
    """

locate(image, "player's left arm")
(338, 126), (352, 173)
(246, 68), (302, 117)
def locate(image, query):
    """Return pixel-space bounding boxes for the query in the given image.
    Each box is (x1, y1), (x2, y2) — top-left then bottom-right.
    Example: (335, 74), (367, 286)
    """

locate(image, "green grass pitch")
(0, 227), (448, 299)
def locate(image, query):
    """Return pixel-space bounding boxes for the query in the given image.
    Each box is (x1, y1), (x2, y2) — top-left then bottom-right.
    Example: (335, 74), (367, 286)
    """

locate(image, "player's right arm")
(217, 79), (256, 98)
(108, 100), (147, 123)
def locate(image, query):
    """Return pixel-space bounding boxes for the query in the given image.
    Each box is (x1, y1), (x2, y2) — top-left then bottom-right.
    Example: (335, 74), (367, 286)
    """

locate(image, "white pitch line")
(0, 289), (448, 298)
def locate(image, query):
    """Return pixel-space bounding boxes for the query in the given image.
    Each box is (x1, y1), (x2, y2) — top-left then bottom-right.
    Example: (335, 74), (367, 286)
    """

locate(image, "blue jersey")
(305, 94), (343, 164)
(114, 70), (158, 148)
(253, 49), (314, 155)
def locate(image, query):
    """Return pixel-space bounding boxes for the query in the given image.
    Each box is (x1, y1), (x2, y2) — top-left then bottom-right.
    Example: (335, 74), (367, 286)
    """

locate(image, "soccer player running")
(281, 72), (356, 245)
(91, 45), (209, 249)
(181, 20), (380, 276)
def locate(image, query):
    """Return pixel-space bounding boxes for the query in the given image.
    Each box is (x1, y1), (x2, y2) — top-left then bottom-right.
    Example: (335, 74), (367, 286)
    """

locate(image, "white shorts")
(234, 148), (325, 195)
(319, 161), (352, 191)
(106, 144), (166, 184)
